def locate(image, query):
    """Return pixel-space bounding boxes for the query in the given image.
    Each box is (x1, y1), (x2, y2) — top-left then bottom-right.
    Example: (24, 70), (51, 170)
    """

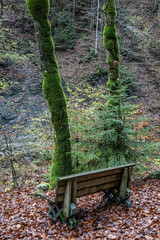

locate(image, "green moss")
(103, 25), (116, 40)
(26, 0), (49, 20)
(106, 56), (114, 66)
(103, 4), (107, 13)
(50, 139), (71, 188)
(106, 80), (116, 90)
(103, 1), (116, 16)
(26, 0), (72, 188)
(105, 40), (114, 52)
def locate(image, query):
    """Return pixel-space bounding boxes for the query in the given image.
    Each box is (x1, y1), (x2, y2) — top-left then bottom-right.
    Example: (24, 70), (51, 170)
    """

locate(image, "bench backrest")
(55, 163), (135, 204)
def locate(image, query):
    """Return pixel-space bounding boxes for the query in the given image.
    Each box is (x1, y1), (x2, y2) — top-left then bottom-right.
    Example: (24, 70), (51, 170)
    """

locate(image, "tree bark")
(103, 0), (123, 165)
(158, 0), (160, 20)
(95, 0), (100, 55)
(103, 0), (121, 95)
(0, 0), (3, 17)
(26, 0), (72, 188)
(73, 0), (76, 21)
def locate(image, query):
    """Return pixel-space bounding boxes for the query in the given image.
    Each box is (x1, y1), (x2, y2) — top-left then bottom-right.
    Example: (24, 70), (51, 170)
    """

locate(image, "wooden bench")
(47, 163), (135, 228)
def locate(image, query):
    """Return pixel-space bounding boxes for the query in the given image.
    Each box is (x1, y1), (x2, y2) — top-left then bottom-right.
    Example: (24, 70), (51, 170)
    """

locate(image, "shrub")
(120, 65), (137, 95)
(51, 11), (76, 51)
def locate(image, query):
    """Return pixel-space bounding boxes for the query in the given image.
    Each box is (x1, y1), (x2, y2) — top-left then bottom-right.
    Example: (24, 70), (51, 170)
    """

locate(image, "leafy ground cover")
(0, 169), (160, 239)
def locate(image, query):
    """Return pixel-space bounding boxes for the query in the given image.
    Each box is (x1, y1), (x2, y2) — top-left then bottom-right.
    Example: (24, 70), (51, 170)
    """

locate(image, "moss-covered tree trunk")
(26, 0), (72, 188)
(103, 0), (124, 165)
(103, 0), (120, 94)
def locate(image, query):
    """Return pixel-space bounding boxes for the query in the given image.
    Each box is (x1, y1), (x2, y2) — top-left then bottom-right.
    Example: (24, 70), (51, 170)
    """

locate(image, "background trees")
(0, 0), (159, 185)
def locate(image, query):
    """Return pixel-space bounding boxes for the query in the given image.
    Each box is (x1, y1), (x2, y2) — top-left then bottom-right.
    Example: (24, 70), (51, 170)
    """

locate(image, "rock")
(36, 182), (49, 191)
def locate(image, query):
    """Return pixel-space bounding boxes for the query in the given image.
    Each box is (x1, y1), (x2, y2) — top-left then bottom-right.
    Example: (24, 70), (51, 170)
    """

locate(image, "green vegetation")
(120, 65), (137, 94)
(51, 11), (76, 51)
(67, 84), (159, 173)
(0, 78), (8, 93)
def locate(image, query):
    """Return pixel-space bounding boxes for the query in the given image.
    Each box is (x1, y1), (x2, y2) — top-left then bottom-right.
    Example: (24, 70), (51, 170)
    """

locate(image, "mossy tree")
(103, 0), (121, 94)
(26, 0), (72, 188)
(103, 0), (126, 165)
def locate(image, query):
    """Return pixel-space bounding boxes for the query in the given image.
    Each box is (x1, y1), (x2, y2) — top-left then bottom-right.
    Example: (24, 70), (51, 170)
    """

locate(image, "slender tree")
(103, 0), (121, 96)
(158, 0), (160, 20)
(26, 0), (72, 188)
(103, 0), (125, 165)
(95, 0), (100, 55)
(0, 0), (3, 17)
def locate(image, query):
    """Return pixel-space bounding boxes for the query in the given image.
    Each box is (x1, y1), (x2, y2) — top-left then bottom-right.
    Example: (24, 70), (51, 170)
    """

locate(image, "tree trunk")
(158, 0), (160, 20)
(0, 0), (3, 17)
(26, 0), (72, 188)
(103, 0), (121, 102)
(73, 0), (76, 20)
(95, 0), (100, 55)
(103, 0), (123, 165)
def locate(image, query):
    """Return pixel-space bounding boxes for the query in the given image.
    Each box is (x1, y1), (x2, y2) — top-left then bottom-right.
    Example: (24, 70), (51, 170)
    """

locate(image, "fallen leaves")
(0, 178), (159, 239)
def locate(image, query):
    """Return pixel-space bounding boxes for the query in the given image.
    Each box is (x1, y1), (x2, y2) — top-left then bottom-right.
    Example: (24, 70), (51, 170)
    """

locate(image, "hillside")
(0, 0), (159, 159)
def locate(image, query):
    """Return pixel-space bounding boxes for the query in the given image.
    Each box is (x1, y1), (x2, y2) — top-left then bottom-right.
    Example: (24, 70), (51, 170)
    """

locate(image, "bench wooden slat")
(78, 168), (122, 183)
(55, 174), (121, 203)
(77, 173), (121, 190)
(56, 180), (119, 203)
(57, 163), (135, 190)
(57, 168), (123, 189)
(77, 180), (119, 197)
(55, 163), (135, 204)
(56, 170), (122, 195)
(58, 163), (135, 182)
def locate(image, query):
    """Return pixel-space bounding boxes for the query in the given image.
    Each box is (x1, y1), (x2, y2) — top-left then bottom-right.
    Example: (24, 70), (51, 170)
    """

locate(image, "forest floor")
(0, 164), (160, 240)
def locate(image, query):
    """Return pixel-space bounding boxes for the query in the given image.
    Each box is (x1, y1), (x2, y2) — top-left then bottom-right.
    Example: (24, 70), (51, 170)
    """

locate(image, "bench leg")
(59, 203), (77, 228)
(103, 188), (120, 205)
(48, 202), (62, 221)
(103, 187), (132, 208)
(68, 216), (77, 229)
(119, 168), (128, 201)
(119, 167), (132, 207)
(63, 179), (72, 219)
(124, 199), (131, 208)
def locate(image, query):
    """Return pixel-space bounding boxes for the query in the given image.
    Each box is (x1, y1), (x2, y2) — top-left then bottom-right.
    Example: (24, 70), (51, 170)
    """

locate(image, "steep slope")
(0, 0), (159, 157)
